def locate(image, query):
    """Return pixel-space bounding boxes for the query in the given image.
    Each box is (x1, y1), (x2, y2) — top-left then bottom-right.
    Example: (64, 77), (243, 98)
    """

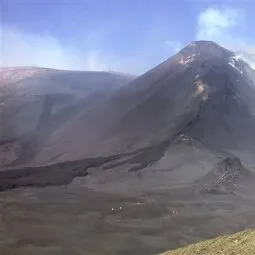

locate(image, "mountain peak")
(167, 40), (241, 74)
(179, 40), (233, 58)
(189, 40), (221, 47)
(185, 41), (232, 53)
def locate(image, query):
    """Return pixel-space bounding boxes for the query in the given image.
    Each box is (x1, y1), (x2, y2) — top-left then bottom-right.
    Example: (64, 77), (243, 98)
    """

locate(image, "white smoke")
(0, 23), (185, 75)
(196, 7), (244, 40)
(0, 25), (110, 71)
(235, 50), (255, 69)
(196, 7), (255, 69)
(0, 25), (152, 74)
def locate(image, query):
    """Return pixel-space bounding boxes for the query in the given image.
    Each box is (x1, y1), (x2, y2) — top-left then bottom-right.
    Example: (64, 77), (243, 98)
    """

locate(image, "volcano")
(1, 41), (255, 255)
(27, 41), (255, 166)
(1, 41), (255, 189)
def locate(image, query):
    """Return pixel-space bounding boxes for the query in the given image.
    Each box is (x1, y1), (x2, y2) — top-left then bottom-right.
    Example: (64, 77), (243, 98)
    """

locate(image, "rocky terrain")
(195, 157), (255, 195)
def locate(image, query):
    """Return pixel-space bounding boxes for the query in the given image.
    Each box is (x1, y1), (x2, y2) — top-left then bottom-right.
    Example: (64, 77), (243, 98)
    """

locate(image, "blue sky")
(1, 0), (255, 74)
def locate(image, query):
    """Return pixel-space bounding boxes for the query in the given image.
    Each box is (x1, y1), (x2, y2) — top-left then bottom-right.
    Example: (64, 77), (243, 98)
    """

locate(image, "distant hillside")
(160, 229), (255, 255)
(0, 67), (134, 168)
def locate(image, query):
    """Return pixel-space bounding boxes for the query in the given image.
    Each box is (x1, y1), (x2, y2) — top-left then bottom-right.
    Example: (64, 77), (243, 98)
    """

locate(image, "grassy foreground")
(160, 229), (255, 255)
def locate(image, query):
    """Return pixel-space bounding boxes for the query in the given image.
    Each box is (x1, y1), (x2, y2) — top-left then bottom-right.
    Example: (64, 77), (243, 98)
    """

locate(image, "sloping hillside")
(0, 67), (134, 168)
(160, 229), (255, 255)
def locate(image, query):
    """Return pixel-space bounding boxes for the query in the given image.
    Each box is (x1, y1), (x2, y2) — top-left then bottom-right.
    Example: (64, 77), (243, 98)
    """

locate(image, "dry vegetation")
(160, 229), (255, 255)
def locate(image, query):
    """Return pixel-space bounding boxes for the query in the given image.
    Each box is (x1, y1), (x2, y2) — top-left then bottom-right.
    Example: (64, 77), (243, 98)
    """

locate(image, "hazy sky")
(1, 0), (255, 74)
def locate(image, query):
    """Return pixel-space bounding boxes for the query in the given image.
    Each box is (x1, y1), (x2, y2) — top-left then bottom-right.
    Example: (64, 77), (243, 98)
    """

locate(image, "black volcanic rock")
(195, 157), (255, 194)
(0, 155), (122, 191)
